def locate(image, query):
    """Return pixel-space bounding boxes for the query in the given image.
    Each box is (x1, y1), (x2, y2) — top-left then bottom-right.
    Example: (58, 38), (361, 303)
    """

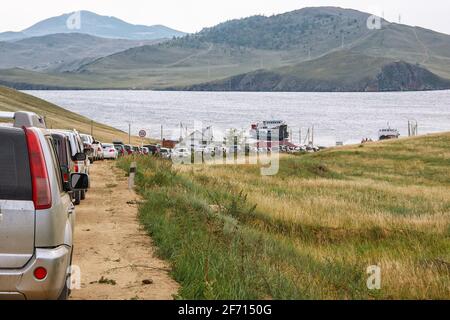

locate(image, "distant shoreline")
(12, 85), (450, 93)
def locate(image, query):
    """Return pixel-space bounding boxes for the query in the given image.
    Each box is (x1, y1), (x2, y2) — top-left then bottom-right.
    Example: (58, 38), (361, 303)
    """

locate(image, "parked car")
(142, 147), (150, 155)
(113, 141), (126, 157)
(50, 132), (88, 205)
(102, 143), (118, 160)
(93, 141), (104, 161)
(132, 146), (141, 155)
(0, 111), (89, 300)
(52, 130), (90, 204)
(172, 147), (191, 164)
(80, 134), (96, 163)
(160, 148), (172, 159)
(114, 144), (125, 157)
(124, 144), (133, 155)
(143, 144), (160, 156)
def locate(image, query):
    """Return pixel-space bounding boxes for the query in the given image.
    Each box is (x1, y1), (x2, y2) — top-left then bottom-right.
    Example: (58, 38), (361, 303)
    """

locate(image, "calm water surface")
(25, 90), (450, 146)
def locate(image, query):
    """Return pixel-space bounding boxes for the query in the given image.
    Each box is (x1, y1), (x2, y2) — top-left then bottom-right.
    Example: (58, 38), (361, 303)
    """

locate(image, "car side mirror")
(70, 173), (89, 191)
(74, 152), (86, 161)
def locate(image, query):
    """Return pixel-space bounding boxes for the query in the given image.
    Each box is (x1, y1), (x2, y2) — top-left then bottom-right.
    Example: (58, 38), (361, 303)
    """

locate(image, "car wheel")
(81, 190), (86, 200)
(74, 191), (81, 205)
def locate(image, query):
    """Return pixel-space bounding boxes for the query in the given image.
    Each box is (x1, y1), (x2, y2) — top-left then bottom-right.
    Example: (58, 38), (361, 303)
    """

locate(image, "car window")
(46, 137), (64, 193)
(75, 135), (84, 152)
(0, 129), (32, 200)
(52, 135), (68, 166)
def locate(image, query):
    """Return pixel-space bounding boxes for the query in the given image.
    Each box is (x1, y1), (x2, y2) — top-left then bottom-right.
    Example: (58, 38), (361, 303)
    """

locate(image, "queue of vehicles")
(0, 112), (166, 300)
(112, 141), (173, 159)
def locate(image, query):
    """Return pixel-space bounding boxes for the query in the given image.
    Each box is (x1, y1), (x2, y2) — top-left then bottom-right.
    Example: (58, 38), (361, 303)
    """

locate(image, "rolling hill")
(0, 10), (185, 41)
(177, 51), (450, 92)
(0, 33), (161, 71)
(1, 7), (450, 91)
(193, 6), (374, 51)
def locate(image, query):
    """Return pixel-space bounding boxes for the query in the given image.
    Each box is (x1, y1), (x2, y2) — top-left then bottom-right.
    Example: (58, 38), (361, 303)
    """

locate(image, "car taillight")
(74, 165), (79, 173)
(24, 127), (52, 210)
(33, 267), (47, 280)
(63, 173), (69, 182)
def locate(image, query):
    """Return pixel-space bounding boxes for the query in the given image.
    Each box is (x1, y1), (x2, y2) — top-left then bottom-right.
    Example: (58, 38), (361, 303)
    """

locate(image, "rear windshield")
(0, 128), (32, 201)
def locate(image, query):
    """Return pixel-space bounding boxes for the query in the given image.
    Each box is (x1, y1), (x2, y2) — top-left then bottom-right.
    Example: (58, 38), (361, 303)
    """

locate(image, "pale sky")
(1, 0), (450, 35)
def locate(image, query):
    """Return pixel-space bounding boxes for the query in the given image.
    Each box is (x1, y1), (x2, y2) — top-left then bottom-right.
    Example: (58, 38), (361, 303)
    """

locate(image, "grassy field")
(118, 133), (450, 299)
(0, 86), (144, 143)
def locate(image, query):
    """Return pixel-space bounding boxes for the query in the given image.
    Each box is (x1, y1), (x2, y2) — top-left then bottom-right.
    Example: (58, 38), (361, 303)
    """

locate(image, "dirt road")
(70, 160), (179, 300)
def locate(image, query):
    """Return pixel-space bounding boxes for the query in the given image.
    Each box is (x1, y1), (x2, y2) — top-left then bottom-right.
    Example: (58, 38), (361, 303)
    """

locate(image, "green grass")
(117, 134), (450, 300)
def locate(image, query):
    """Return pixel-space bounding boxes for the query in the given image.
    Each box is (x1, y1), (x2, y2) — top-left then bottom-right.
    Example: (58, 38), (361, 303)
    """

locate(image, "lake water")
(25, 90), (450, 146)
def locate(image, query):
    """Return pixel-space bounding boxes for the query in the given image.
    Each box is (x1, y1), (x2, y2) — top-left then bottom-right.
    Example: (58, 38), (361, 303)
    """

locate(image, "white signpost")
(139, 130), (147, 148)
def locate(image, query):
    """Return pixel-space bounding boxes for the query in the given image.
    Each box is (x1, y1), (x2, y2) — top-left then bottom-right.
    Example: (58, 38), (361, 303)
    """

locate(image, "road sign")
(139, 130), (147, 138)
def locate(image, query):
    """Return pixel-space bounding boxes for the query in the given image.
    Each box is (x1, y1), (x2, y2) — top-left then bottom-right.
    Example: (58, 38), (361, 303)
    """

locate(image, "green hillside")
(179, 51), (450, 92)
(0, 33), (160, 72)
(193, 6), (372, 51)
(1, 7), (450, 91)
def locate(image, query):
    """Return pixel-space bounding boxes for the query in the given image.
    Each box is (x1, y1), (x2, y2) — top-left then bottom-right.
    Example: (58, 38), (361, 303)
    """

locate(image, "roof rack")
(0, 111), (46, 129)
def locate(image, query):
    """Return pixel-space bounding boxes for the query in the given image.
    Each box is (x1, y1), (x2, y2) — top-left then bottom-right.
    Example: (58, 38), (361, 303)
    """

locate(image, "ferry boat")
(378, 125), (400, 140)
(250, 120), (289, 141)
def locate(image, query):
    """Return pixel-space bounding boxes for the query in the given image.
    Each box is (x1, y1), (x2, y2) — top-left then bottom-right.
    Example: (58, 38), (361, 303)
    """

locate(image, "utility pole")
(207, 61), (211, 80)
(128, 123), (131, 144)
(180, 122), (183, 141)
(161, 125), (164, 142)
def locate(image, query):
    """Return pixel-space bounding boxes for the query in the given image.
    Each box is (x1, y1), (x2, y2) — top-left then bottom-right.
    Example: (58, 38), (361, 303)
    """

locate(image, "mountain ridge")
(0, 6), (449, 92)
(0, 33), (161, 71)
(0, 10), (185, 41)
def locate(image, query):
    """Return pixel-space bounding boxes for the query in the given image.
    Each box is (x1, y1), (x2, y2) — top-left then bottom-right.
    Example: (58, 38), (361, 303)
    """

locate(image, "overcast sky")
(1, 0), (450, 34)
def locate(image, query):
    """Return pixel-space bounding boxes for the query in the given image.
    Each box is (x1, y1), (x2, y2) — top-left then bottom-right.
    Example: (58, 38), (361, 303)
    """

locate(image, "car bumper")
(0, 246), (71, 300)
(104, 154), (117, 159)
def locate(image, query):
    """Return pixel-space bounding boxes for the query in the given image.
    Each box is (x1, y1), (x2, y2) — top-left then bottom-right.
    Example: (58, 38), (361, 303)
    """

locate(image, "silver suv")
(0, 112), (88, 300)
